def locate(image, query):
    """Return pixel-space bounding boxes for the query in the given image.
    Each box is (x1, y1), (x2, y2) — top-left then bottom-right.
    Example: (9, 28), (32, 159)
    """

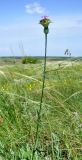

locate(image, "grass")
(0, 59), (82, 159)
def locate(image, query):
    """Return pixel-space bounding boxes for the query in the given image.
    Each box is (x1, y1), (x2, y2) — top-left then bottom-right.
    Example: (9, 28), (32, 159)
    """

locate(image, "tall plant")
(32, 16), (51, 160)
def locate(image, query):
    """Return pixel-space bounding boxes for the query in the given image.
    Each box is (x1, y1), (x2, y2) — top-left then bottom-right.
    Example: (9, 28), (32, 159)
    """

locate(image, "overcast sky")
(0, 0), (82, 57)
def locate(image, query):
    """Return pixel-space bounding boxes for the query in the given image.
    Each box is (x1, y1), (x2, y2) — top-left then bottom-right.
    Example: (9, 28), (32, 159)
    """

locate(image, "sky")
(0, 0), (82, 57)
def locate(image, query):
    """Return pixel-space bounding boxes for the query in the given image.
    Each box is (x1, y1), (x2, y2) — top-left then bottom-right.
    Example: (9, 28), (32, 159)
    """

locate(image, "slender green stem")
(31, 33), (47, 160)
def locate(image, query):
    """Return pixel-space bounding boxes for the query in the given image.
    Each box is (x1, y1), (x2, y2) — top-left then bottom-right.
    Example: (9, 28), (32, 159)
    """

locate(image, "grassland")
(0, 58), (82, 159)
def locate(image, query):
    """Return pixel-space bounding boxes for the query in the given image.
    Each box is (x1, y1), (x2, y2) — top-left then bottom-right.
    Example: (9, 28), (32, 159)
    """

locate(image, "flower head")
(40, 16), (51, 28)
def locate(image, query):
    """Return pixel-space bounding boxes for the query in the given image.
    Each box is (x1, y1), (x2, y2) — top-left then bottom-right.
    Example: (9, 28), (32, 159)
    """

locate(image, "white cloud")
(25, 2), (45, 14)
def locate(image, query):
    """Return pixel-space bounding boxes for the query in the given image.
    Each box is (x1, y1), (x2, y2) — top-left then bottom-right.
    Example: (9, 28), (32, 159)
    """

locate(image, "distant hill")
(0, 56), (82, 61)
